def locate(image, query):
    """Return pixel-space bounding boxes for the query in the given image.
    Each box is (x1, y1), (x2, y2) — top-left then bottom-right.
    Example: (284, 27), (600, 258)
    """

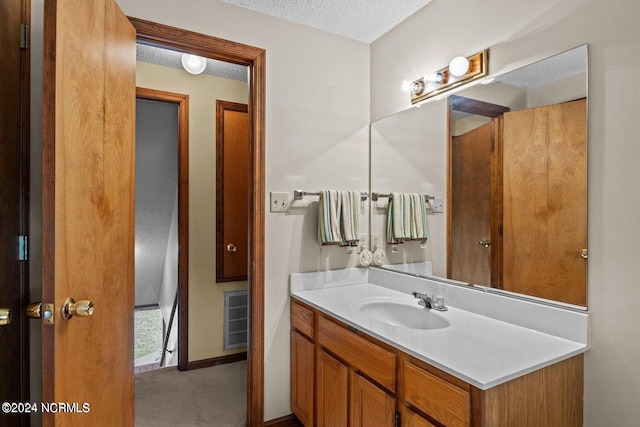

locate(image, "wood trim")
(447, 96), (509, 284)
(20, 0), (31, 421)
(135, 87), (190, 371)
(129, 17), (266, 426)
(263, 414), (304, 427)
(490, 117), (503, 289)
(215, 100), (249, 283)
(186, 351), (247, 370)
(41, 1), (57, 421)
(449, 95), (510, 118)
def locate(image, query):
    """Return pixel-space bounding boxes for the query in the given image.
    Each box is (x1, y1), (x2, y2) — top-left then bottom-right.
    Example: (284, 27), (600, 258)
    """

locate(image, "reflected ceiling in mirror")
(370, 45), (588, 308)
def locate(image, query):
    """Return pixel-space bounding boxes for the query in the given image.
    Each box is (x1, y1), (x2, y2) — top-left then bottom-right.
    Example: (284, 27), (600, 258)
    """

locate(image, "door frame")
(447, 95), (509, 288)
(129, 18), (265, 425)
(135, 87), (189, 369)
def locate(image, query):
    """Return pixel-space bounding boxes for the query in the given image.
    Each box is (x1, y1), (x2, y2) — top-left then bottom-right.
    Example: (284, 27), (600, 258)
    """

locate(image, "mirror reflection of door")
(450, 120), (496, 286)
(449, 96), (587, 305)
(502, 99), (587, 306)
(448, 96), (508, 288)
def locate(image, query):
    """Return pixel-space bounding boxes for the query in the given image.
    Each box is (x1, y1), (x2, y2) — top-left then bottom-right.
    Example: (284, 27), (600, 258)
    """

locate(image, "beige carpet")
(135, 361), (247, 426)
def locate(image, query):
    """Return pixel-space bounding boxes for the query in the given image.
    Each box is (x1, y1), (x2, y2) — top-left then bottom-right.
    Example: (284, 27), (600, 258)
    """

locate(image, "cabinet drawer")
(317, 316), (396, 391)
(402, 361), (470, 427)
(291, 300), (314, 339)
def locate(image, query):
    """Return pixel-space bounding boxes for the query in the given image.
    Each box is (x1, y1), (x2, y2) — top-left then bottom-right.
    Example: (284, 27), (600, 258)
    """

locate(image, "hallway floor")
(135, 360), (247, 426)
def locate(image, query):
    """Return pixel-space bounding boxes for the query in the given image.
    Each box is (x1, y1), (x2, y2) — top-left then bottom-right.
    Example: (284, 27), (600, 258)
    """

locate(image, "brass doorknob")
(0, 308), (11, 326)
(227, 243), (237, 253)
(61, 298), (94, 320)
(581, 249), (588, 259)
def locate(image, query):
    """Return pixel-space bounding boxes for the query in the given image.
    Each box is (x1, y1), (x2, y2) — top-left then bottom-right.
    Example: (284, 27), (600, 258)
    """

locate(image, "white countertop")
(290, 269), (589, 390)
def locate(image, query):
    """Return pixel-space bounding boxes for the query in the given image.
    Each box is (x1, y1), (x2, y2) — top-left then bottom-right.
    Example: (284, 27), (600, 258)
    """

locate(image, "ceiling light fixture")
(181, 53), (207, 75)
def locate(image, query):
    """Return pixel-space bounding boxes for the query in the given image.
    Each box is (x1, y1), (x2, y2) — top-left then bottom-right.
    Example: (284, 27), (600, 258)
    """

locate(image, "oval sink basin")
(351, 298), (450, 330)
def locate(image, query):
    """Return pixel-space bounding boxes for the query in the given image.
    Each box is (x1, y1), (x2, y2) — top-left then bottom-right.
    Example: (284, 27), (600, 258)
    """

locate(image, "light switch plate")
(270, 191), (290, 212)
(431, 197), (444, 213)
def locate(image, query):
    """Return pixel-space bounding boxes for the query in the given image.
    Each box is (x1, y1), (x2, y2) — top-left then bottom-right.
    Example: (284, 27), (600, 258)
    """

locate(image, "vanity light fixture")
(409, 49), (488, 104)
(181, 53), (207, 75)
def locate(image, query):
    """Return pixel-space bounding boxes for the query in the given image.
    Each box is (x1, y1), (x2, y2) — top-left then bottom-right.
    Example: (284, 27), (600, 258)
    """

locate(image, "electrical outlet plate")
(431, 197), (444, 213)
(270, 191), (290, 212)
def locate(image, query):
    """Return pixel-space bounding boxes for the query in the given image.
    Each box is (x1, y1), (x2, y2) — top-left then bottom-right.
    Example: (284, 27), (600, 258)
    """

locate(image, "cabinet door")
(291, 331), (315, 426)
(350, 372), (396, 427)
(399, 405), (438, 427)
(317, 350), (348, 427)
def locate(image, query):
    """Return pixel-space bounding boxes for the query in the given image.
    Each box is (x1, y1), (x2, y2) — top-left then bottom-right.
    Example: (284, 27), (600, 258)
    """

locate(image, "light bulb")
(449, 56), (470, 77)
(181, 54), (207, 75)
(401, 80), (412, 93)
(425, 72), (443, 84)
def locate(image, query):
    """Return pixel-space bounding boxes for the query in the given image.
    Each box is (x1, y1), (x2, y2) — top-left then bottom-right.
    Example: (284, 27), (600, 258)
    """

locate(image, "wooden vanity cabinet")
(290, 298), (583, 427)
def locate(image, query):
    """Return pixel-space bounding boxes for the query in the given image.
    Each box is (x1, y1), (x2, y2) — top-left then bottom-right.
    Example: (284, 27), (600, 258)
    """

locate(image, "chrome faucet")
(412, 291), (448, 311)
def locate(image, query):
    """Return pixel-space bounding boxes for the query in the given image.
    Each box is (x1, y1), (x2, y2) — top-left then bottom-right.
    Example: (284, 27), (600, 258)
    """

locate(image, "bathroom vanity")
(289, 268), (589, 427)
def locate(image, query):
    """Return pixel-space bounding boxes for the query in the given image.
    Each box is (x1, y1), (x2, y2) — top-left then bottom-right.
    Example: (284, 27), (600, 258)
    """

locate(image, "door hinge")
(395, 411), (401, 427)
(18, 235), (28, 261)
(20, 23), (29, 49)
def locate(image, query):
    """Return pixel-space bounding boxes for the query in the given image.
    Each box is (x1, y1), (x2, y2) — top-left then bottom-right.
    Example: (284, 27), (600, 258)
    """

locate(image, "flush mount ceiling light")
(181, 53), (207, 75)
(408, 49), (488, 104)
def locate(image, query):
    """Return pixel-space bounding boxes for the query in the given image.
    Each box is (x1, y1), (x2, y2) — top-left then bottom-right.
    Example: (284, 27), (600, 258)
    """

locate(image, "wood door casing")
(450, 120), (495, 286)
(502, 99), (587, 306)
(0, 0), (30, 425)
(136, 87), (190, 370)
(42, 0), (136, 424)
(216, 101), (249, 282)
(130, 18), (266, 425)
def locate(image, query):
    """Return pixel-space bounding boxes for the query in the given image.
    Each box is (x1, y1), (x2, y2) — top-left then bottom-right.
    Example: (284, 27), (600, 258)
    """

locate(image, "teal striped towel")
(318, 190), (342, 245)
(340, 190), (360, 246)
(387, 192), (429, 243)
(317, 190), (361, 246)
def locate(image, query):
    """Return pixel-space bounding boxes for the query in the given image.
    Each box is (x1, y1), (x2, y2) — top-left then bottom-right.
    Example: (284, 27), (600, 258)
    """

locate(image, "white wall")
(371, 0), (640, 424)
(118, 0), (371, 420)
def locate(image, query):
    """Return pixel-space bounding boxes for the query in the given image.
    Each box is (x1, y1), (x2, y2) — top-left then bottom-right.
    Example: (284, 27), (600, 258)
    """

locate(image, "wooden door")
(316, 350), (348, 427)
(502, 99), (587, 305)
(291, 331), (315, 426)
(350, 372), (396, 427)
(216, 101), (249, 282)
(0, 0), (30, 425)
(450, 121), (496, 286)
(42, 0), (136, 424)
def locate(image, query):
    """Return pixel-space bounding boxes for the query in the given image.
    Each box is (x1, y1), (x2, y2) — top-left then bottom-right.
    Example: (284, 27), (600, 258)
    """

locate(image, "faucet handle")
(432, 296), (448, 311)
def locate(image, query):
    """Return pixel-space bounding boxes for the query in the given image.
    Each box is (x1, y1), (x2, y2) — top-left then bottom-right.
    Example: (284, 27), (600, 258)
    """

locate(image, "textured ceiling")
(495, 45), (587, 89)
(136, 43), (248, 82)
(221, 0), (434, 43)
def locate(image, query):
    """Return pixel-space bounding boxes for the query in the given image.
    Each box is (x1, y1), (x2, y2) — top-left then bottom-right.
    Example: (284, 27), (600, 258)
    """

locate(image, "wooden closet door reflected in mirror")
(502, 99), (587, 305)
(216, 101), (250, 282)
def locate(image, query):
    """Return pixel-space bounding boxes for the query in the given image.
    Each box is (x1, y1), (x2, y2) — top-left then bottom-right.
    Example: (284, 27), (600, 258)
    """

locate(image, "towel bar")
(371, 192), (435, 202)
(294, 190), (369, 201)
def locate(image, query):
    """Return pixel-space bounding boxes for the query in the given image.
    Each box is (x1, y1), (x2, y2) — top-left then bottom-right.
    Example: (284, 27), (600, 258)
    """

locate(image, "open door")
(0, 0), (30, 425)
(41, 0), (136, 424)
(449, 120), (496, 286)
